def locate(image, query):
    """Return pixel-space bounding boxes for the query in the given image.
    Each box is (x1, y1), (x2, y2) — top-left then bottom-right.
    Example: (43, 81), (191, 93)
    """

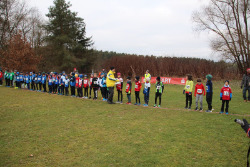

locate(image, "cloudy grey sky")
(28, 0), (214, 59)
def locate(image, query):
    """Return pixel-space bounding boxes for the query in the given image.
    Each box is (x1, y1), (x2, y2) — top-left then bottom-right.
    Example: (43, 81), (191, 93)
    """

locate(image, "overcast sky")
(28, 0), (215, 60)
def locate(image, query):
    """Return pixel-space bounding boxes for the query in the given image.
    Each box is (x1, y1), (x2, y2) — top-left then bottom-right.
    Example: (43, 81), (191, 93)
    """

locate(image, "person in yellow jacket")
(106, 67), (119, 104)
(183, 74), (193, 109)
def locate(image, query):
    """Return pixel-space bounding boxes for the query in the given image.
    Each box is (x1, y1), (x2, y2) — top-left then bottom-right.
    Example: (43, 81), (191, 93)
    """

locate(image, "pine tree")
(44, 0), (93, 72)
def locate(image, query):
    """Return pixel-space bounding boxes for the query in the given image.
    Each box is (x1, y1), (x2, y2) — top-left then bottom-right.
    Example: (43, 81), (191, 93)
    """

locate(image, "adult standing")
(144, 70), (151, 102)
(106, 67), (119, 104)
(241, 68), (250, 102)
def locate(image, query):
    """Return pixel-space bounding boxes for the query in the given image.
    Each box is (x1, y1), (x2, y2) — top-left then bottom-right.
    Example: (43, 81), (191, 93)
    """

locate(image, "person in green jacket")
(183, 74), (193, 109)
(9, 70), (14, 87)
(4, 70), (10, 87)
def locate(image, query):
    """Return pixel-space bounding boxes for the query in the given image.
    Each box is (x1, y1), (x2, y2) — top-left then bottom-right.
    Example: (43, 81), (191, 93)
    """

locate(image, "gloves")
(220, 97), (222, 100)
(189, 92), (192, 95)
(183, 90), (185, 94)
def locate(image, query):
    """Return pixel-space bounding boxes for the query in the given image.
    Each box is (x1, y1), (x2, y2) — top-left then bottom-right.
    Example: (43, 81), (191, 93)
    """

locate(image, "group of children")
(2, 69), (233, 114)
(184, 74), (232, 115)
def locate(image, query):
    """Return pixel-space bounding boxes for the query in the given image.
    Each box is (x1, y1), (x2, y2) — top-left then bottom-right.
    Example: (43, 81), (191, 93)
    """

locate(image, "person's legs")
(185, 93), (189, 108)
(247, 87), (250, 101)
(107, 87), (114, 103)
(200, 95), (203, 109)
(196, 95), (199, 108)
(155, 93), (158, 105)
(127, 94), (131, 103)
(225, 100), (229, 113)
(221, 100), (225, 112)
(147, 87), (150, 103)
(243, 87), (247, 100)
(159, 93), (162, 106)
(135, 91), (138, 103)
(118, 91), (120, 101)
(89, 87), (92, 98)
(189, 94), (192, 107)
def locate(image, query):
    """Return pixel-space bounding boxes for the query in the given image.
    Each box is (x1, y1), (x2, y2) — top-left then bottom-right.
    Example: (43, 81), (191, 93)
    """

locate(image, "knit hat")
(156, 76), (161, 81)
(127, 76), (131, 80)
(79, 74), (83, 78)
(206, 74), (213, 80)
(135, 76), (140, 80)
(117, 73), (121, 76)
(110, 67), (115, 70)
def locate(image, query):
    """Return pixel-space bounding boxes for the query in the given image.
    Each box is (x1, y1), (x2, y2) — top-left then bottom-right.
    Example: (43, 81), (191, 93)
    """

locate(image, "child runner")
(25, 72), (30, 89)
(83, 74), (89, 98)
(102, 74), (108, 101)
(134, 76), (142, 105)
(78, 74), (83, 98)
(220, 80), (232, 115)
(29, 72), (33, 90)
(48, 74), (53, 93)
(143, 78), (150, 106)
(205, 74), (213, 112)
(9, 70), (14, 87)
(70, 72), (76, 96)
(154, 77), (164, 108)
(34, 73), (38, 90)
(99, 74), (104, 99)
(91, 73), (99, 100)
(42, 72), (47, 92)
(126, 76), (132, 104)
(194, 78), (206, 111)
(116, 73), (123, 103)
(19, 72), (24, 89)
(38, 72), (42, 91)
(183, 74), (193, 109)
(89, 74), (94, 99)
(16, 72), (20, 88)
(64, 76), (70, 96)
(0, 69), (2, 86)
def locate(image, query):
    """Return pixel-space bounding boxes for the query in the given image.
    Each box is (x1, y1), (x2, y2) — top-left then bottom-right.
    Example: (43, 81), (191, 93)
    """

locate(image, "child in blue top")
(70, 72), (76, 96)
(16, 72), (20, 88)
(64, 76), (70, 96)
(25, 72), (30, 89)
(101, 74), (108, 101)
(48, 75), (53, 93)
(57, 74), (62, 95)
(19, 72), (24, 89)
(42, 72), (47, 92)
(37, 72), (42, 91)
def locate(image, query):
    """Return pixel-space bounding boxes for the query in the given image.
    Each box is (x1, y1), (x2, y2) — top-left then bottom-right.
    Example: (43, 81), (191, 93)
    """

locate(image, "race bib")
(157, 86), (161, 90)
(84, 80), (88, 84)
(135, 85), (138, 88)
(17, 77), (19, 79)
(35, 78), (37, 80)
(206, 86), (208, 91)
(38, 78), (41, 81)
(94, 81), (97, 84)
(197, 89), (202, 93)
(224, 91), (229, 96)
(186, 85), (190, 89)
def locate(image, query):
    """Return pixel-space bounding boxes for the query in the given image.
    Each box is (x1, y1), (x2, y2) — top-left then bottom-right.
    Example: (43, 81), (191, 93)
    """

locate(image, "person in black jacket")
(91, 73), (99, 100)
(205, 74), (213, 112)
(241, 68), (250, 102)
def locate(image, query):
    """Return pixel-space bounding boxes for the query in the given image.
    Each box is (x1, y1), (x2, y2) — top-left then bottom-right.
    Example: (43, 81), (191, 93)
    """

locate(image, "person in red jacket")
(126, 76), (132, 104)
(134, 76), (142, 105)
(83, 74), (89, 98)
(194, 78), (206, 111)
(220, 80), (232, 115)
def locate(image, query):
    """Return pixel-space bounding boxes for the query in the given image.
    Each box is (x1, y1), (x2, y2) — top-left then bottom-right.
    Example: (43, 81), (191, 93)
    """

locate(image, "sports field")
(0, 81), (249, 167)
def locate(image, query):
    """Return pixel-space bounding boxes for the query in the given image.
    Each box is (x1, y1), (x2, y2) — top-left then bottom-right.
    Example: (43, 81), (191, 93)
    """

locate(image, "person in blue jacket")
(29, 72), (33, 90)
(25, 72), (30, 89)
(64, 76), (70, 96)
(37, 72), (42, 92)
(55, 73), (59, 94)
(16, 72), (20, 88)
(101, 74), (108, 101)
(205, 74), (213, 112)
(19, 72), (24, 89)
(32, 72), (36, 90)
(70, 72), (76, 96)
(42, 72), (47, 92)
(57, 74), (62, 95)
(34, 73), (38, 91)
(48, 74), (53, 93)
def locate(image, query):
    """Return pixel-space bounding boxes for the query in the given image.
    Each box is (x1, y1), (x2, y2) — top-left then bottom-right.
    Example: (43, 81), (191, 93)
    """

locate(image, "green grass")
(0, 80), (249, 167)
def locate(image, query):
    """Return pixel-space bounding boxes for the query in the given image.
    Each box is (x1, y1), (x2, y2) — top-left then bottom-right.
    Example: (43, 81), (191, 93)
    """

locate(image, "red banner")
(142, 77), (186, 85)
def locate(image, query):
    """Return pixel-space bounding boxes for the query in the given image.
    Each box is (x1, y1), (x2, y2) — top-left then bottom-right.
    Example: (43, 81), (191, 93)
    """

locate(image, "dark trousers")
(6, 79), (10, 86)
(118, 90), (123, 102)
(84, 87), (88, 97)
(0, 79), (2, 85)
(77, 88), (83, 97)
(144, 93), (149, 104)
(35, 83), (38, 90)
(155, 92), (162, 105)
(31, 82), (34, 90)
(65, 87), (69, 95)
(147, 87), (150, 102)
(16, 81), (20, 88)
(61, 85), (64, 95)
(26, 83), (30, 89)
(135, 91), (140, 103)
(10, 79), (13, 86)
(39, 83), (42, 90)
(100, 87), (104, 98)
(103, 87), (108, 99)
(71, 86), (75, 96)
(58, 86), (61, 94)
(107, 87), (114, 103)
(185, 93), (192, 107)
(43, 84), (46, 92)
(243, 87), (250, 100)
(49, 85), (52, 93)
(93, 88), (98, 99)
(206, 93), (213, 110)
(127, 94), (131, 103)
(89, 87), (92, 97)
(221, 100), (229, 112)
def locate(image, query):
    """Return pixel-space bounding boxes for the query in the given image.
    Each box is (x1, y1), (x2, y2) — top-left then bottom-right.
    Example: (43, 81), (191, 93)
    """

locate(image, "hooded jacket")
(106, 70), (119, 87)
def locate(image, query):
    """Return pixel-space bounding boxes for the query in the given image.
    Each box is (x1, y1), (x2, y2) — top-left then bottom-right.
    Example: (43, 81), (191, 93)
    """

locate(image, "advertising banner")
(141, 77), (186, 85)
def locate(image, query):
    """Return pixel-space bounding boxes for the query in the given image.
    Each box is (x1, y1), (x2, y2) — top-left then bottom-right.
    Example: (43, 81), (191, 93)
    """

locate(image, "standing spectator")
(241, 68), (250, 102)
(220, 80), (232, 115)
(106, 67), (119, 104)
(205, 74), (213, 112)
(183, 74), (193, 109)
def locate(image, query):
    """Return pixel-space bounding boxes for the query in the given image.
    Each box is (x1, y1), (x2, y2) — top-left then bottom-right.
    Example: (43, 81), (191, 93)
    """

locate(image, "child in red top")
(220, 80), (232, 115)
(116, 73), (123, 103)
(194, 78), (206, 111)
(126, 76), (132, 104)
(134, 76), (142, 105)
(83, 74), (89, 98)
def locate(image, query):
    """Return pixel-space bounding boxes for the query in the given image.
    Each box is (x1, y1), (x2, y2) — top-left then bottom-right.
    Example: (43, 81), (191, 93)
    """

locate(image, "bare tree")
(192, 0), (249, 73)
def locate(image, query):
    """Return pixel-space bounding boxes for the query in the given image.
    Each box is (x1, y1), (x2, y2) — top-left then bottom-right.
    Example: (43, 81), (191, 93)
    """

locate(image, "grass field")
(0, 80), (249, 167)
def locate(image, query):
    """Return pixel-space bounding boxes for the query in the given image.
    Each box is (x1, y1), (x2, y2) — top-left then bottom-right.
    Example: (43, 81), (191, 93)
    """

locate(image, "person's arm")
(107, 73), (119, 82)
(230, 87), (232, 100)
(220, 88), (223, 100)
(162, 83), (164, 93)
(203, 84), (206, 96)
(194, 85), (197, 97)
